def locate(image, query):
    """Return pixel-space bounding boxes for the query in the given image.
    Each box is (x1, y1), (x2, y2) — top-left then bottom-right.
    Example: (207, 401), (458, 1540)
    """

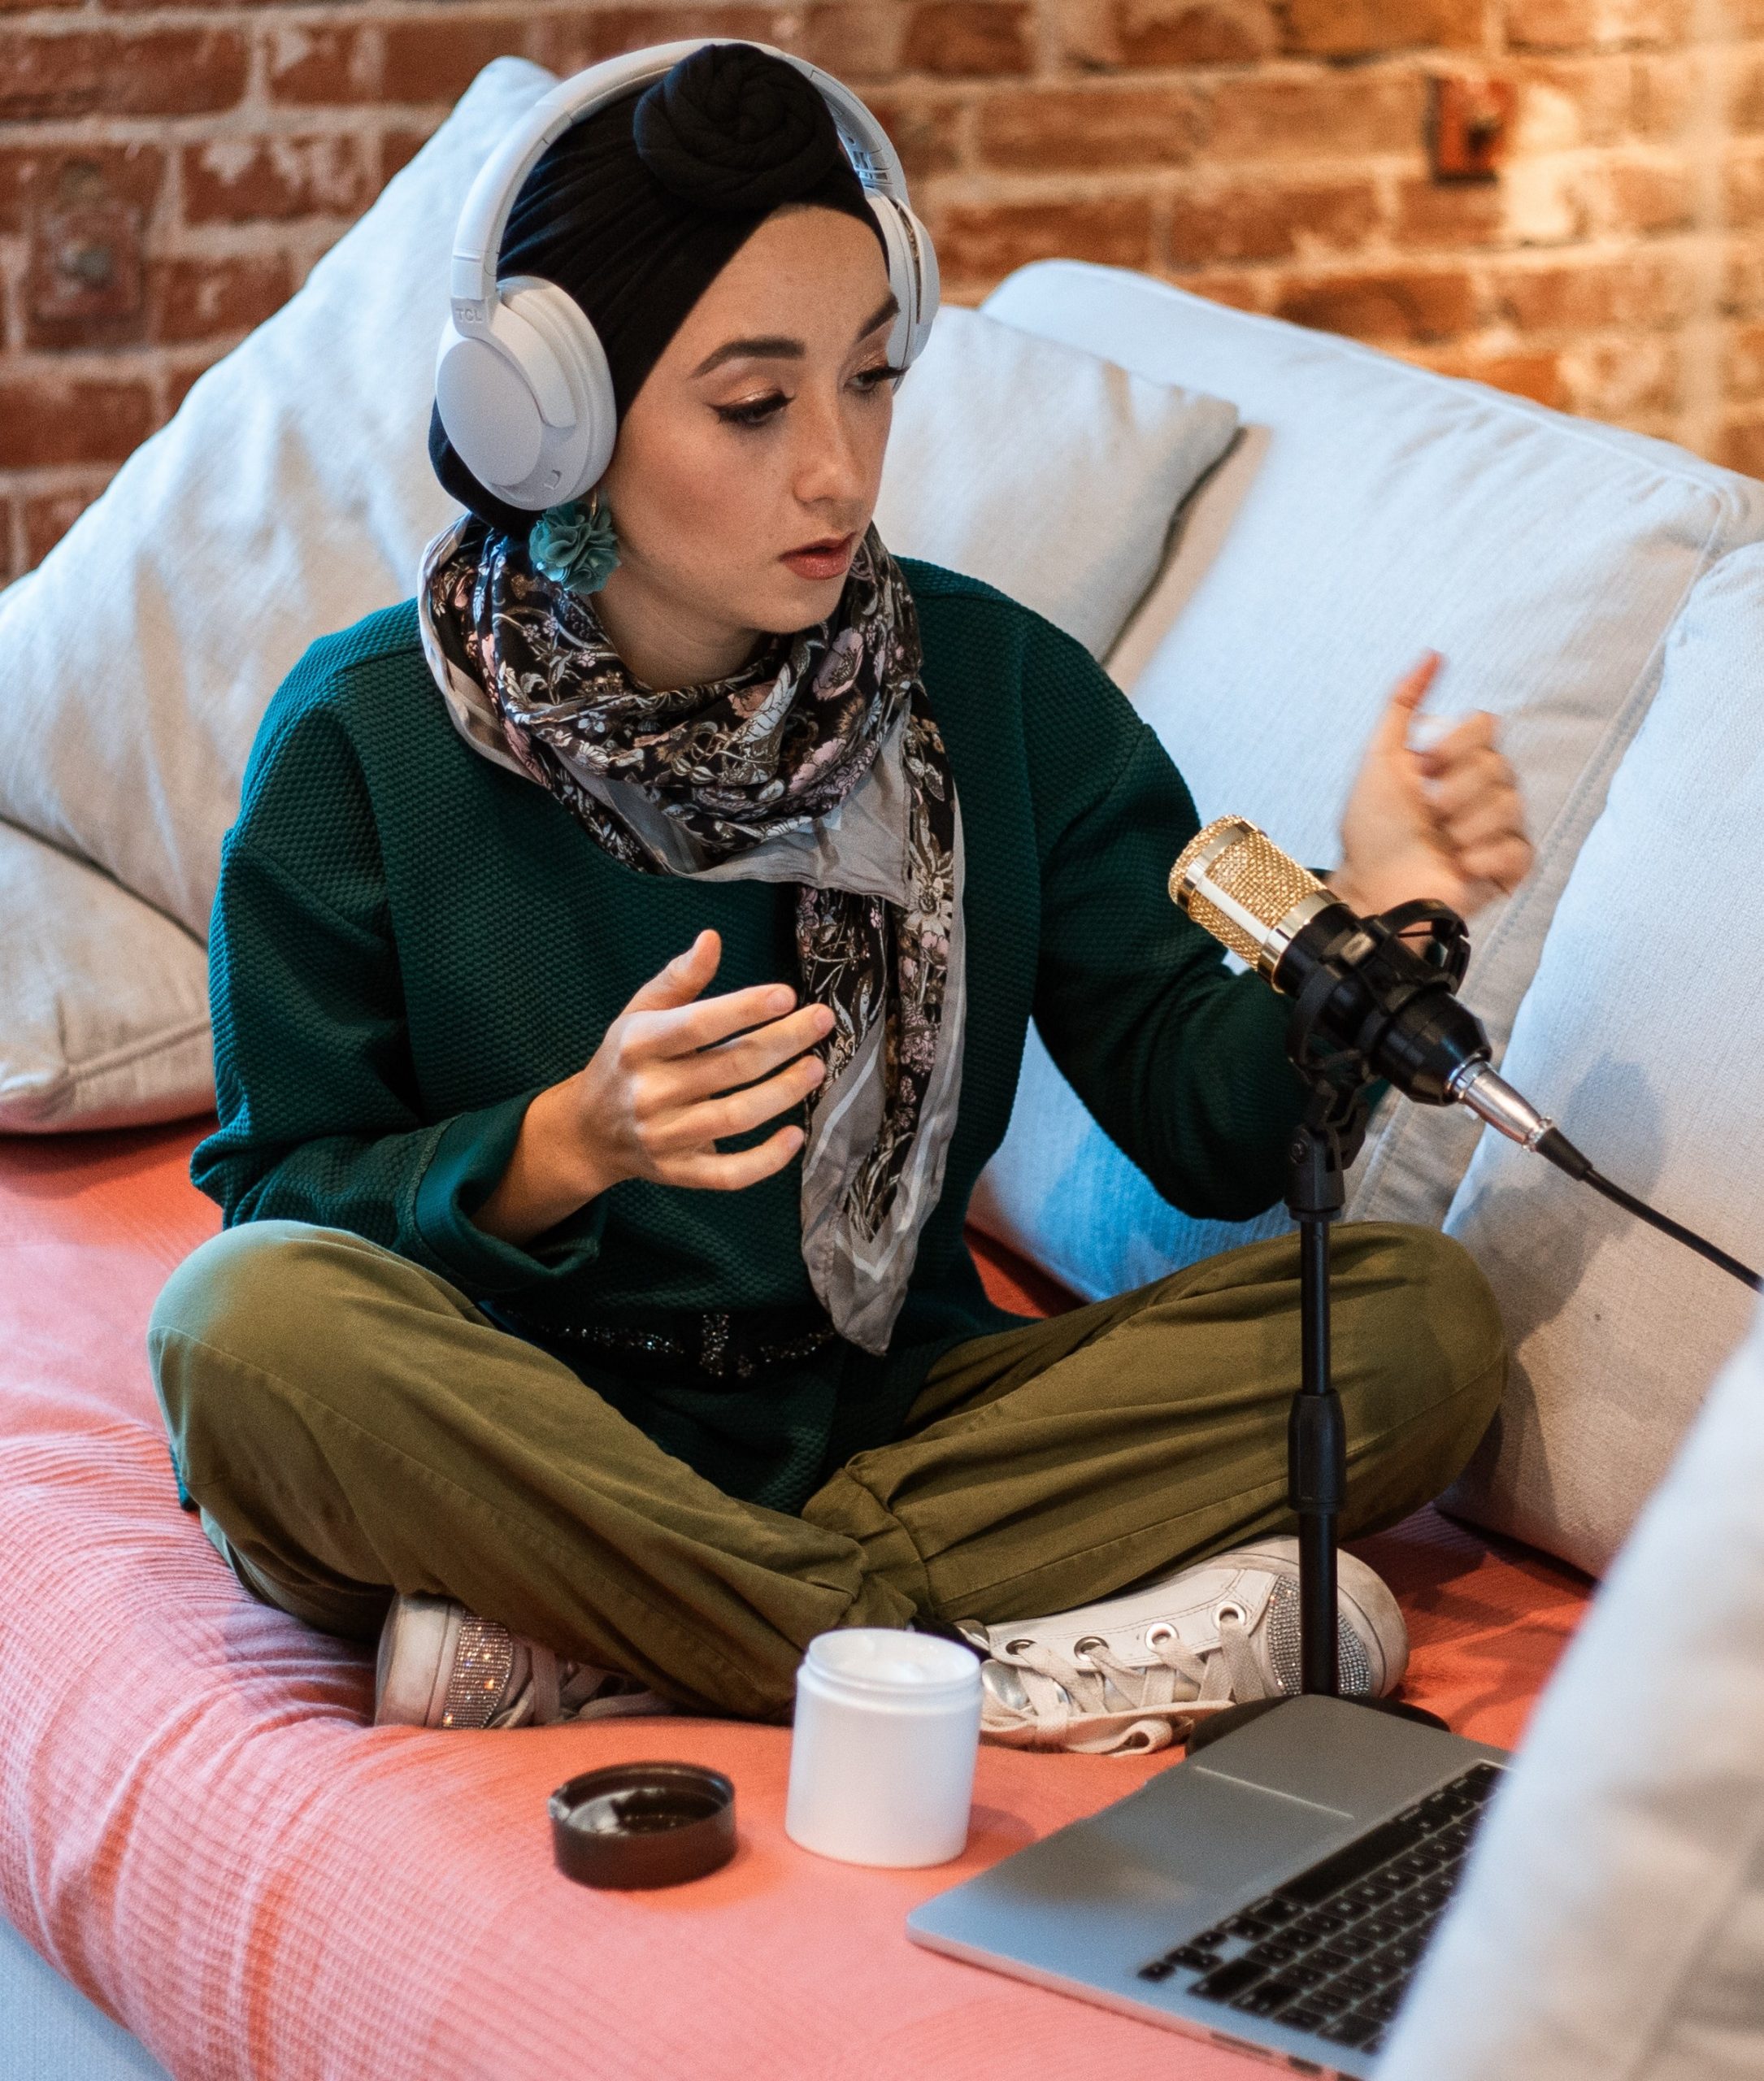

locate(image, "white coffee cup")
(784, 1628), (983, 1868)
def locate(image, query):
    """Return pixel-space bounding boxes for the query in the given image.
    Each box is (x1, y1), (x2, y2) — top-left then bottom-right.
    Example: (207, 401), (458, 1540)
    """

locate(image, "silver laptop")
(906, 1693), (1507, 2078)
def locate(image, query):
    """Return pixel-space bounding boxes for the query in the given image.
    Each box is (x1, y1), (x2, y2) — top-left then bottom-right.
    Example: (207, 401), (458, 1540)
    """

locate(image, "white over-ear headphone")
(434, 38), (941, 516)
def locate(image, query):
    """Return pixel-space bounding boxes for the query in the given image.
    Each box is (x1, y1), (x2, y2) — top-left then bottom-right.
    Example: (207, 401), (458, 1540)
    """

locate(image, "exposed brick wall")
(2, 0), (1762, 581)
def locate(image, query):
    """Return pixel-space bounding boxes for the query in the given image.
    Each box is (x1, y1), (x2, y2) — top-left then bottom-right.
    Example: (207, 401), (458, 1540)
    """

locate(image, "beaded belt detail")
(494, 1306), (837, 1382)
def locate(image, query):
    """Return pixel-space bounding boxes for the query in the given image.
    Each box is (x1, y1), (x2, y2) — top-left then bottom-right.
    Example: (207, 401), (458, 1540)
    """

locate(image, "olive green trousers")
(148, 1219), (1504, 1720)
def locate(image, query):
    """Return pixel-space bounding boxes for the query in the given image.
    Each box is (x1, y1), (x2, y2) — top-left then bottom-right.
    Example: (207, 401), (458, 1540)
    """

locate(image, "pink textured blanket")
(0, 1123), (1590, 2080)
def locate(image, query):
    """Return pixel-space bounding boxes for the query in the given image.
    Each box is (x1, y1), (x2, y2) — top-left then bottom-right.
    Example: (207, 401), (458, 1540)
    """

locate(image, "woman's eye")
(854, 362), (902, 392)
(714, 392), (789, 428)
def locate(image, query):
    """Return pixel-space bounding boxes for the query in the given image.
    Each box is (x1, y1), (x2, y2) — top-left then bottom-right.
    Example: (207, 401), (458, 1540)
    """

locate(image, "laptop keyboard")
(1135, 1759), (1505, 2060)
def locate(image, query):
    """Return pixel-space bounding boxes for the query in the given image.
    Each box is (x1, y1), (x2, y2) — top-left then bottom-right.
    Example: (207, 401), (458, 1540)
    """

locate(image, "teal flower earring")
(528, 489), (620, 596)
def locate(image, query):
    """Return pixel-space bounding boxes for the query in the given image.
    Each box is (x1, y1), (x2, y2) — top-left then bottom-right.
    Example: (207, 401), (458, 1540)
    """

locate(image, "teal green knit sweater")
(194, 561), (1303, 1511)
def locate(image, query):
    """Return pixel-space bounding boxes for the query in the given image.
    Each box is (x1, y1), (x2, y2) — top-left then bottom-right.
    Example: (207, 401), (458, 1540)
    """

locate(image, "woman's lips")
(780, 532), (857, 581)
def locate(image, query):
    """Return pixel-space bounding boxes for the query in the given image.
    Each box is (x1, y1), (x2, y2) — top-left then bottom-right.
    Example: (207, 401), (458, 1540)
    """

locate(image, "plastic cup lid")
(805, 1627), (980, 1696)
(548, 1762), (736, 1890)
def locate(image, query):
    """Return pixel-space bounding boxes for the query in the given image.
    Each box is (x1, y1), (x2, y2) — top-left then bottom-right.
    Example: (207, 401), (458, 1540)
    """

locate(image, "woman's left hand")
(1332, 653), (1533, 922)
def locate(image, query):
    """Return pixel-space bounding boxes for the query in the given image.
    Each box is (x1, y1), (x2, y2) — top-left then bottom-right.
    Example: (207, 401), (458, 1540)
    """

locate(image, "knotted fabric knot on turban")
(632, 41), (846, 212)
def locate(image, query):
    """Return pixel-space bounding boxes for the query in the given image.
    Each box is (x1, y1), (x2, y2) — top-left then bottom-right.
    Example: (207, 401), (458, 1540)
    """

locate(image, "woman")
(150, 43), (1531, 1753)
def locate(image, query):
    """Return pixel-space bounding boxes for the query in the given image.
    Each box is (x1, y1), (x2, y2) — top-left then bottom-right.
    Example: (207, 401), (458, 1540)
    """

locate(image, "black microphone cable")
(1532, 1127), (1762, 1294)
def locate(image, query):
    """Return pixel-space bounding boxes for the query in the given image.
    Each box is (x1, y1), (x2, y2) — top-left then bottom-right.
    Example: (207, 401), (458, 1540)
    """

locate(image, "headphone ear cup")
(433, 277), (616, 514)
(498, 277), (617, 503)
(867, 193), (940, 369)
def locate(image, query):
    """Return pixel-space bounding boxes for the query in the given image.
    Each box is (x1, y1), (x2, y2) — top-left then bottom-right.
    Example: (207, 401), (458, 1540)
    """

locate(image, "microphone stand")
(1188, 1053), (1448, 1754)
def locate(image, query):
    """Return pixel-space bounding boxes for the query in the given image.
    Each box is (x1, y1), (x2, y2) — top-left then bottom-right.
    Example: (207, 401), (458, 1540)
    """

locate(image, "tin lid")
(549, 1762), (736, 1890)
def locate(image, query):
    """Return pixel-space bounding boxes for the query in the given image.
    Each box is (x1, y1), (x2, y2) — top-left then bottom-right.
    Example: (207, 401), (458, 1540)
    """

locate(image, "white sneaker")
(960, 1538), (1409, 1756)
(372, 1593), (669, 1730)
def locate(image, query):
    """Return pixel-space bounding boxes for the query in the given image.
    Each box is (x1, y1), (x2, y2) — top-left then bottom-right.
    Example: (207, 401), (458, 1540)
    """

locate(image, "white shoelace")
(982, 1613), (1274, 1755)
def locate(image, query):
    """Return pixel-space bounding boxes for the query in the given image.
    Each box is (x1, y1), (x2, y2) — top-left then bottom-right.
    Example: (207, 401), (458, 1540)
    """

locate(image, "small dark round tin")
(549, 1762), (736, 1890)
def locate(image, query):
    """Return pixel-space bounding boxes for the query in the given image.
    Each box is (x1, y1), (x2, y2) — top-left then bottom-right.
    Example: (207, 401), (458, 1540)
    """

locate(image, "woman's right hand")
(473, 930), (832, 1246)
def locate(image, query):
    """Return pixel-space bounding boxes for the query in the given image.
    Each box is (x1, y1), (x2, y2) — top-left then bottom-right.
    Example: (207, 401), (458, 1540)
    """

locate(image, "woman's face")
(594, 203), (899, 680)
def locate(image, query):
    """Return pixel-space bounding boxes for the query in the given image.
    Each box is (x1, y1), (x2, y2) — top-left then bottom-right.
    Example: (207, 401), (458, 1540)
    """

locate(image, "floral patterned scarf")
(419, 516), (964, 1355)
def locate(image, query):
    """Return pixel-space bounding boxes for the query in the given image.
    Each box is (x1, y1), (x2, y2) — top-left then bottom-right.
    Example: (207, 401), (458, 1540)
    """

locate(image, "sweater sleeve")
(192, 682), (606, 1296)
(1023, 620), (1308, 1223)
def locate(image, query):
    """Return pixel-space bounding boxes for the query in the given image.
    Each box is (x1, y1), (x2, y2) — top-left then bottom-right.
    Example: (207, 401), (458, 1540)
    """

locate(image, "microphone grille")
(1169, 815), (1326, 971)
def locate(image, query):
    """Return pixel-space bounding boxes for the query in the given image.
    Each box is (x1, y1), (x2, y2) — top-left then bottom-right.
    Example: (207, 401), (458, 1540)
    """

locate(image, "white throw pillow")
(0, 67), (1233, 1129)
(1440, 542), (1764, 1574)
(876, 305), (1236, 658)
(0, 56), (550, 941)
(1380, 1298), (1764, 2081)
(0, 822), (211, 1132)
(971, 260), (1764, 1302)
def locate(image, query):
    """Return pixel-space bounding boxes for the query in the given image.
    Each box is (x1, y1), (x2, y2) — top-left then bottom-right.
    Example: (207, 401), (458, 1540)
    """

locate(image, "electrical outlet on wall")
(1430, 76), (1517, 182)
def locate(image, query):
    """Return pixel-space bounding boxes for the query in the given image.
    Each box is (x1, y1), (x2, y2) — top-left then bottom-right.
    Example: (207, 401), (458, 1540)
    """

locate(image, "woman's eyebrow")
(689, 293), (902, 380)
(692, 334), (802, 376)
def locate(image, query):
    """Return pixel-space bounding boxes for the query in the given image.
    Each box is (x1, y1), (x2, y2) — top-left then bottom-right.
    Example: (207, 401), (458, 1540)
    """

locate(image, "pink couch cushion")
(0, 1124), (1590, 2079)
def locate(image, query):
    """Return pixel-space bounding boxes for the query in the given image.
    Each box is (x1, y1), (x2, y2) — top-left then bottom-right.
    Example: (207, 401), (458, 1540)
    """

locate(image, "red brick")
(1566, 333), (1679, 415)
(1598, 155), (1694, 232)
(1204, 71), (1424, 160)
(382, 124), (441, 184)
(1631, 51), (1697, 136)
(1401, 173), (1514, 250)
(1725, 319), (1764, 402)
(266, 22), (382, 106)
(1490, 250), (1694, 330)
(1063, 0), (1280, 67)
(862, 89), (966, 179)
(1175, 266), (1272, 311)
(381, 11), (531, 104)
(1514, 56), (1639, 148)
(0, 141), (163, 237)
(1277, 0), (1482, 58)
(1718, 413), (1764, 477)
(1167, 179), (1379, 267)
(1506, 0), (1692, 51)
(1418, 346), (1569, 407)
(802, 2), (906, 79)
(0, 375), (154, 467)
(1726, 144), (1764, 228)
(21, 481), (106, 568)
(902, 2), (1034, 75)
(933, 193), (1157, 282)
(149, 254), (296, 345)
(181, 135), (376, 224)
(540, 7), (785, 75)
(975, 84), (1203, 171)
(0, 26), (247, 119)
(1275, 267), (1475, 343)
(1725, 245), (1764, 318)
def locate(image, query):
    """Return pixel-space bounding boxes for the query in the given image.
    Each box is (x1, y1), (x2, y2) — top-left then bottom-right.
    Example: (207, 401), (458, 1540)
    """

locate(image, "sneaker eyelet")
(1145, 1622), (1177, 1650)
(1003, 1638), (1032, 1656)
(1213, 1600), (1248, 1630)
(1073, 1633), (1106, 1667)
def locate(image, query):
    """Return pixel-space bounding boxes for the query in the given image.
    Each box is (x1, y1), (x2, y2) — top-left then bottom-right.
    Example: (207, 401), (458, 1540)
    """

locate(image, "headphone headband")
(447, 39), (911, 330)
(435, 38), (936, 515)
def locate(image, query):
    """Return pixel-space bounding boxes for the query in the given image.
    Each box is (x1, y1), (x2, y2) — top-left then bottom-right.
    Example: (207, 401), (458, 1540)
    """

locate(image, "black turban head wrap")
(429, 42), (887, 537)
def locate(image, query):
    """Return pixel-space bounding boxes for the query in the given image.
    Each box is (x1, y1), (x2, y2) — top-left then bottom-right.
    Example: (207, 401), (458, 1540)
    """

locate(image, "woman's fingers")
(1419, 742), (1511, 819)
(628, 979), (802, 1060)
(689, 1001), (833, 1091)
(1454, 834), (1534, 895)
(1438, 786), (1528, 853)
(622, 929), (723, 1015)
(642, 1052), (827, 1159)
(1372, 652), (1444, 755)
(671, 1124), (807, 1193)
